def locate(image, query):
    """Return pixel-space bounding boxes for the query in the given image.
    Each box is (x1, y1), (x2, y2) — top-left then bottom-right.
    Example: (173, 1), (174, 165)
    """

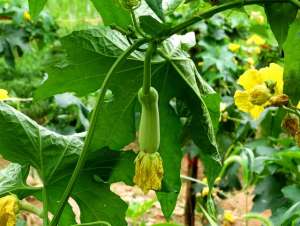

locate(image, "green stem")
(43, 187), (49, 226)
(71, 221), (111, 226)
(143, 42), (157, 95)
(130, 10), (146, 37)
(283, 106), (300, 118)
(164, 0), (300, 38)
(19, 199), (43, 218)
(244, 213), (274, 226)
(49, 38), (147, 226)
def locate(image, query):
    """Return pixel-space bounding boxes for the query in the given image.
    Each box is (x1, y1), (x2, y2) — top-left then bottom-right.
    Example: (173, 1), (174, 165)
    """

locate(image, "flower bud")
(119, 0), (141, 10)
(269, 94), (289, 107)
(249, 85), (271, 105)
(134, 151), (164, 194)
(282, 114), (299, 136)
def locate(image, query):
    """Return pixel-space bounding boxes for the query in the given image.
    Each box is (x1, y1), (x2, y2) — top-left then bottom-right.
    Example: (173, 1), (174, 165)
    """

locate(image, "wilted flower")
(134, 151), (164, 194)
(282, 114), (299, 136)
(0, 195), (19, 226)
(246, 34), (266, 46)
(228, 43), (240, 52)
(0, 89), (9, 100)
(234, 63), (283, 119)
(269, 94), (289, 107)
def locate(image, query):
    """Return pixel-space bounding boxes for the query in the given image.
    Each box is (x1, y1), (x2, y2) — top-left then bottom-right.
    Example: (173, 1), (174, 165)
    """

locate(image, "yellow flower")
(202, 177), (208, 184)
(223, 210), (235, 223)
(228, 43), (240, 52)
(250, 11), (265, 25)
(0, 89), (9, 100)
(297, 102), (300, 109)
(201, 187), (209, 197)
(133, 151), (164, 194)
(0, 195), (19, 226)
(234, 63), (283, 119)
(23, 11), (31, 21)
(246, 34), (266, 46)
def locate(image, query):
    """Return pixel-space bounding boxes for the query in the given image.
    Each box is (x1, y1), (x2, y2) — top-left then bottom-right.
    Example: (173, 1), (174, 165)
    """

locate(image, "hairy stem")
(164, 0), (300, 38)
(49, 38), (147, 226)
(19, 199), (43, 218)
(143, 42), (157, 94)
(43, 187), (48, 226)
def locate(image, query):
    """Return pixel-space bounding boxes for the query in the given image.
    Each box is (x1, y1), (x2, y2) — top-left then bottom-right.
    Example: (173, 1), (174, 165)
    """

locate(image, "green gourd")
(138, 87), (160, 154)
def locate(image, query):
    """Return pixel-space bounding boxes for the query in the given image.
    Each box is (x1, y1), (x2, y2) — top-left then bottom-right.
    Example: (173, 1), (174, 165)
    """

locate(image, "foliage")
(0, 0), (300, 226)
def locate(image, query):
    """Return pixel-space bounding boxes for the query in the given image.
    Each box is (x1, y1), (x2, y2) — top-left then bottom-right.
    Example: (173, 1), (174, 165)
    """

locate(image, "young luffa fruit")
(133, 87), (164, 193)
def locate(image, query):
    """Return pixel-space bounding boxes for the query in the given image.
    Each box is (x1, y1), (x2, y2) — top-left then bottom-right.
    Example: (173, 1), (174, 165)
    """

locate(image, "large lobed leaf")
(0, 103), (135, 226)
(283, 18), (300, 104)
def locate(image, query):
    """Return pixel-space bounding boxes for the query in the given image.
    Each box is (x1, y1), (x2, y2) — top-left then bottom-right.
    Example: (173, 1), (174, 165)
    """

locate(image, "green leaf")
(145, 0), (164, 21)
(161, 37), (221, 188)
(91, 0), (132, 29)
(252, 176), (286, 212)
(126, 199), (155, 219)
(35, 28), (144, 151)
(282, 185), (300, 203)
(139, 16), (169, 37)
(264, 2), (298, 48)
(0, 103), (82, 183)
(154, 65), (183, 219)
(283, 18), (300, 103)
(0, 163), (37, 198)
(28, 0), (47, 19)
(0, 102), (135, 225)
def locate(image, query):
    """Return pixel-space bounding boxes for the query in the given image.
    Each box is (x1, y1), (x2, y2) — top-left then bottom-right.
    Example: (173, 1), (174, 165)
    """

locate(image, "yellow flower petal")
(133, 151), (164, 194)
(0, 195), (19, 226)
(249, 105), (264, 119)
(0, 89), (9, 100)
(201, 187), (209, 197)
(234, 91), (265, 119)
(238, 69), (263, 91)
(23, 11), (31, 21)
(224, 210), (235, 223)
(260, 63), (284, 95)
(297, 102), (300, 109)
(234, 90), (252, 112)
(228, 43), (240, 52)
